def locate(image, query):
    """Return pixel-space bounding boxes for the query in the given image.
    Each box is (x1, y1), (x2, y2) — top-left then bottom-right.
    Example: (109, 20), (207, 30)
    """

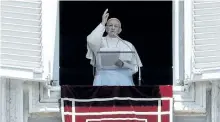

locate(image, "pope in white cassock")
(86, 9), (143, 86)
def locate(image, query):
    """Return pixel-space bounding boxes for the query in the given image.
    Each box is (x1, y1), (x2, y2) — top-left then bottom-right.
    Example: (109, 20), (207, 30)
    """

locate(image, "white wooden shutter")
(0, 1), (42, 71)
(192, 1), (220, 73)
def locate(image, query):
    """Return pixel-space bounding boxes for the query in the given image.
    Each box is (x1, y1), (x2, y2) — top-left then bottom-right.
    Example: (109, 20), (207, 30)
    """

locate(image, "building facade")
(0, 0), (220, 122)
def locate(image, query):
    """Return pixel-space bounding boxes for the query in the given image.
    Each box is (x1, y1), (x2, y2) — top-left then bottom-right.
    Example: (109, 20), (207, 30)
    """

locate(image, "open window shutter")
(192, 1), (220, 74)
(1, 1), (42, 72)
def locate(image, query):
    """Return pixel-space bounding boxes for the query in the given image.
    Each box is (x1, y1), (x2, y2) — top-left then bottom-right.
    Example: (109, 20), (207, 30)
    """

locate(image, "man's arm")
(87, 9), (109, 53)
(87, 24), (105, 53)
(115, 44), (143, 74)
(115, 60), (137, 74)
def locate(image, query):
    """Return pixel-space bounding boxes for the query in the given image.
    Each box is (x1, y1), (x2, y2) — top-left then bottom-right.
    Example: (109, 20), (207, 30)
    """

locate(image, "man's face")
(106, 19), (121, 36)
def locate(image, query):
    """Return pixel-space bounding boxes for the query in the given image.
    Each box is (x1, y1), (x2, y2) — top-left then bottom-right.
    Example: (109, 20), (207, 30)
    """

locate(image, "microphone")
(113, 33), (133, 51)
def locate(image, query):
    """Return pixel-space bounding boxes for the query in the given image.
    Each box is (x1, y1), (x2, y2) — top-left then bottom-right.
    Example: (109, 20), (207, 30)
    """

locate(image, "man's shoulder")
(123, 40), (133, 46)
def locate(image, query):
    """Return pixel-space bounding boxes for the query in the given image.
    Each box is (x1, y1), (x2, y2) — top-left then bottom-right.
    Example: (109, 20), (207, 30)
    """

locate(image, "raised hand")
(101, 9), (109, 26)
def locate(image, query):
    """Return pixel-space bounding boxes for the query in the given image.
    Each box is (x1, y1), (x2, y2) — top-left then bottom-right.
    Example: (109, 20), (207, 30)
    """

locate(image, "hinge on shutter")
(33, 68), (43, 73)
(192, 68), (202, 75)
(43, 61), (60, 98)
(183, 74), (193, 92)
(175, 76), (193, 92)
(43, 80), (60, 98)
(176, 79), (184, 86)
(33, 67), (43, 79)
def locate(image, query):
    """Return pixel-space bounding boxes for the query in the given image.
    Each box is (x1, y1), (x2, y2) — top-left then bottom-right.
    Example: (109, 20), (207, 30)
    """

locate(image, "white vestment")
(86, 23), (143, 86)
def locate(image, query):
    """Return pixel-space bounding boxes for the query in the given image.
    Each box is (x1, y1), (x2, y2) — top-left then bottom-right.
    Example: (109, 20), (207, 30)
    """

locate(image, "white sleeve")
(86, 23), (105, 66)
(87, 23), (105, 53)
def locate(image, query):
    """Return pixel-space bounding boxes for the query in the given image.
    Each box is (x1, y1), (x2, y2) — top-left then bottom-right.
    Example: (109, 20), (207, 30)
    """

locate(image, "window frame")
(33, 0), (208, 115)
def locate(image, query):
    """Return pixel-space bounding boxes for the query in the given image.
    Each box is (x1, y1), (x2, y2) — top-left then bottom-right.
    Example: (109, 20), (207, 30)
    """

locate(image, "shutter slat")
(1, 47), (41, 56)
(1, 1), (41, 8)
(1, 5), (41, 14)
(1, 17), (41, 26)
(1, 41), (41, 50)
(194, 32), (220, 39)
(194, 2), (220, 9)
(194, 14), (220, 21)
(2, 23), (41, 32)
(194, 44), (219, 51)
(2, 11), (41, 20)
(195, 56), (220, 63)
(195, 50), (220, 57)
(1, 29), (41, 38)
(194, 7), (220, 15)
(194, 19), (220, 27)
(194, 26), (220, 33)
(2, 35), (41, 44)
(1, 53), (41, 62)
(195, 62), (220, 69)
(1, 59), (41, 68)
(194, 1), (220, 4)
(0, 65), (37, 70)
(194, 38), (220, 45)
